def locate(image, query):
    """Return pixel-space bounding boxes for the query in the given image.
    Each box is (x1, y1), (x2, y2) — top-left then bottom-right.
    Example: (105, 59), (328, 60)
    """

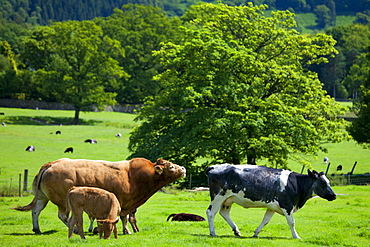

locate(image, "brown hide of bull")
(15, 157), (186, 234)
(66, 187), (120, 239)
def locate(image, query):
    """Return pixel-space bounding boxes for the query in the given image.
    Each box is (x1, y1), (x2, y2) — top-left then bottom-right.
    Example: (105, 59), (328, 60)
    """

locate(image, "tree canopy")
(128, 3), (349, 173)
(22, 20), (127, 124)
(95, 4), (183, 104)
(348, 47), (370, 148)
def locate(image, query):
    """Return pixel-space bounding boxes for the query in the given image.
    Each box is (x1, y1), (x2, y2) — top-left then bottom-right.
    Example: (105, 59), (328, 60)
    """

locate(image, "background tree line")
(1, 0), (369, 25)
(0, 1), (368, 177)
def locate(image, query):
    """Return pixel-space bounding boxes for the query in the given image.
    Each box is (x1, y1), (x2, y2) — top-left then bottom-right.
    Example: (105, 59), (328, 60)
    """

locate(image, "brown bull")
(67, 186), (120, 239)
(14, 158), (186, 234)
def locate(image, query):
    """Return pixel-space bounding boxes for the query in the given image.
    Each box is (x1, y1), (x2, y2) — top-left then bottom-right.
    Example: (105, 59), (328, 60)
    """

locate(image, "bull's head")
(308, 170), (336, 201)
(97, 218), (119, 239)
(154, 159), (186, 179)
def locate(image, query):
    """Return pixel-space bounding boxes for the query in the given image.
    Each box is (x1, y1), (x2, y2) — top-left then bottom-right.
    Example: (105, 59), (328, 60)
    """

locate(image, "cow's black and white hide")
(205, 164), (336, 239)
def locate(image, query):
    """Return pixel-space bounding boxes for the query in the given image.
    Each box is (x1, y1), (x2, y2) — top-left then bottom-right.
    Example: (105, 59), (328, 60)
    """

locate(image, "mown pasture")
(0, 186), (369, 246)
(0, 106), (369, 246)
(0, 106), (368, 186)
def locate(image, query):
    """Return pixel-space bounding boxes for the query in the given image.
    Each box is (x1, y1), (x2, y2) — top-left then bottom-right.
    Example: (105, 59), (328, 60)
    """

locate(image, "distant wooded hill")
(1, 0), (369, 25)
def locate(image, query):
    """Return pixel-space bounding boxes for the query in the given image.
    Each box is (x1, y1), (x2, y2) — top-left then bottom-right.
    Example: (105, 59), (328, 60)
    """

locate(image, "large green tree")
(347, 48), (370, 147)
(22, 20), (127, 124)
(95, 4), (183, 104)
(128, 3), (348, 172)
(0, 41), (19, 99)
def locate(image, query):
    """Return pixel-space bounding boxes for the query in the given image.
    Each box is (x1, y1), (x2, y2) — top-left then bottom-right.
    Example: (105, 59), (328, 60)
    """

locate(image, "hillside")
(1, 0), (368, 26)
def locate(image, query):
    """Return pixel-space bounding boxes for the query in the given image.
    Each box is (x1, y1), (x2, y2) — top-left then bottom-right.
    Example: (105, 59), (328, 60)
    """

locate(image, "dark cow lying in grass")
(206, 164), (336, 239)
(167, 213), (205, 222)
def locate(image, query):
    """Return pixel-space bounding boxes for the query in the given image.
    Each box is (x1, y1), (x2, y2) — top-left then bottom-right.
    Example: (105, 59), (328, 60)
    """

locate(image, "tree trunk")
(247, 156), (256, 165)
(71, 108), (80, 125)
(247, 148), (257, 165)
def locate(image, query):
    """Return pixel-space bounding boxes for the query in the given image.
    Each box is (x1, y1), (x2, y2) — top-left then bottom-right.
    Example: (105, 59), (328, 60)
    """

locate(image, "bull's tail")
(13, 162), (53, 211)
(166, 214), (176, 221)
(13, 198), (36, 211)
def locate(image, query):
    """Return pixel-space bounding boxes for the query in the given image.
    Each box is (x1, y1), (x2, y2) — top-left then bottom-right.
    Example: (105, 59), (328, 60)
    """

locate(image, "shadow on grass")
(8, 230), (58, 236)
(192, 234), (291, 240)
(2, 116), (101, 126)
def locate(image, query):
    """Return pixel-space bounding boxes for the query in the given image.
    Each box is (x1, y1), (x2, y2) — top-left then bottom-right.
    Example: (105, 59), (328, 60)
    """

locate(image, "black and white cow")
(205, 164), (336, 239)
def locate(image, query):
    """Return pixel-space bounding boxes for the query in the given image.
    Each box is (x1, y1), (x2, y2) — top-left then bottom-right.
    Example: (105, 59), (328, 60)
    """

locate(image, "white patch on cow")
(220, 190), (284, 214)
(279, 170), (291, 192)
(322, 174), (330, 185)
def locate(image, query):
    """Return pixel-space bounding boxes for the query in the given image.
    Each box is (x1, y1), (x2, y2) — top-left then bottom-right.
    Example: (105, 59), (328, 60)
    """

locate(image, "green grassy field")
(0, 186), (369, 246)
(0, 106), (368, 188)
(0, 107), (369, 246)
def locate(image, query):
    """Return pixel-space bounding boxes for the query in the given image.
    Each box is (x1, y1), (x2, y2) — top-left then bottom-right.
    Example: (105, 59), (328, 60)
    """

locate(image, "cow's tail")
(166, 214), (176, 221)
(13, 162), (52, 211)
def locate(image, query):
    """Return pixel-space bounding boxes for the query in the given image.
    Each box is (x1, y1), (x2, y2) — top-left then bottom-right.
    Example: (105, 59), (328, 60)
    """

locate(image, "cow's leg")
(31, 198), (49, 234)
(283, 210), (300, 239)
(129, 210), (139, 233)
(57, 207), (69, 227)
(113, 223), (118, 239)
(121, 215), (132, 234)
(88, 216), (95, 233)
(253, 209), (275, 238)
(75, 212), (85, 239)
(68, 216), (75, 238)
(206, 195), (226, 236)
(219, 203), (240, 236)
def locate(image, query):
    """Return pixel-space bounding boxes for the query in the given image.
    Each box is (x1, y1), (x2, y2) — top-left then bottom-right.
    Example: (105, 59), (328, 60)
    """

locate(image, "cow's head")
(308, 170), (336, 201)
(154, 159), (186, 180)
(97, 218), (119, 239)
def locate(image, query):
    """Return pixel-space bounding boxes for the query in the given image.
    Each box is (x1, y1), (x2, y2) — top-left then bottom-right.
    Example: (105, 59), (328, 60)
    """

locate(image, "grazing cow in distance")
(324, 157), (329, 163)
(336, 165), (343, 171)
(64, 147), (73, 153)
(14, 158), (186, 235)
(56, 130), (61, 135)
(2, 122), (6, 127)
(167, 213), (205, 222)
(206, 164), (336, 239)
(84, 139), (97, 144)
(116, 133), (122, 138)
(25, 145), (35, 152)
(66, 186), (120, 239)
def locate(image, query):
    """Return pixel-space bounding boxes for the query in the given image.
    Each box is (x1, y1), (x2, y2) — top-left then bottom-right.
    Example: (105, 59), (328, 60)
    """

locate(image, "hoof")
(32, 228), (42, 235)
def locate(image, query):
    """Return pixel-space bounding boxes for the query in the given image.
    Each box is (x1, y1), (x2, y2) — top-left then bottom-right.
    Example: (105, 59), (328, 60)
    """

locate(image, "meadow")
(0, 106), (369, 246)
(0, 186), (369, 246)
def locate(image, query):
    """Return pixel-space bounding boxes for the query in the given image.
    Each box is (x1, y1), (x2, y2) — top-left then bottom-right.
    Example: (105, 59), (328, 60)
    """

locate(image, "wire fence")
(0, 168), (369, 197)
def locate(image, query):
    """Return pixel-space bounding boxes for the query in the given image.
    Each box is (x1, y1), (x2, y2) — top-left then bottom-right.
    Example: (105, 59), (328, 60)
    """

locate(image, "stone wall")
(0, 99), (142, 113)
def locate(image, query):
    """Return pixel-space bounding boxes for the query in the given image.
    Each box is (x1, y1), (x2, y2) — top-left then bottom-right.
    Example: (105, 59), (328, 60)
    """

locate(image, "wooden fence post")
(23, 169), (28, 191)
(350, 161), (357, 175)
(325, 163), (331, 176)
(18, 173), (22, 197)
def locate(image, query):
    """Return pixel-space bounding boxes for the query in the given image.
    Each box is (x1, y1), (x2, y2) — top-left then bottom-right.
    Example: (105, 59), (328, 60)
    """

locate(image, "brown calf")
(66, 186), (121, 239)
